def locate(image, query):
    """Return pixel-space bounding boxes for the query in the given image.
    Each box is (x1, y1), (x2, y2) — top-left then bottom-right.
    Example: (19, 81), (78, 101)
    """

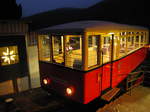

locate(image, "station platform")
(0, 88), (64, 112)
(97, 86), (150, 112)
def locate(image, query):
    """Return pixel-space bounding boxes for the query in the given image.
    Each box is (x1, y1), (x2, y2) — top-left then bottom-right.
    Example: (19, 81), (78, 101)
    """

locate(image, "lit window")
(0, 46), (19, 66)
(135, 36), (139, 48)
(102, 36), (111, 63)
(38, 35), (51, 62)
(119, 37), (127, 57)
(120, 32), (126, 36)
(52, 35), (64, 64)
(65, 35), (82, 69)
(127, 36), (135, 53)
(88, 35), (99, 67)
(140, 35), (144, 46)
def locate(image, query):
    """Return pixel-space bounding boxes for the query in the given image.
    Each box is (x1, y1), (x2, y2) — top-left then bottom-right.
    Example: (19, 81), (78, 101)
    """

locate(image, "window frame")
(87, 35), (100, 68)
(64, 35), (83, 70)
(38, 35), (51, 62)
(51, 35), (64, 65)
(38, 34), (84, 70)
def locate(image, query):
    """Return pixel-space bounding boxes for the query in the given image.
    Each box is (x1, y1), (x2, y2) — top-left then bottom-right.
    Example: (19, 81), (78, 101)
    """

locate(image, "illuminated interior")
(38, 31), (148, 71)
(38, 35), (82, 70)
(0, 46), (19, 66)
(120, 37), (127, 57)
(88, 35), (99, 67)
(52, 35), (64, 64)
(38, 35), (51, 62)
(101, 36), (111, 64)
(65, 35), (82, 69)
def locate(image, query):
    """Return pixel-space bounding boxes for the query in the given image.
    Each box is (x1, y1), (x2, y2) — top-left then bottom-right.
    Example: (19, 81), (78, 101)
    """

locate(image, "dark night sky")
(16, 0), (103, 17)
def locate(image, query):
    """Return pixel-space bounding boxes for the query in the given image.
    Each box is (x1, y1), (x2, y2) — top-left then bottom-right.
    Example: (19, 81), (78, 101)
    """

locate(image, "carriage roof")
(38, 20), (148, 34)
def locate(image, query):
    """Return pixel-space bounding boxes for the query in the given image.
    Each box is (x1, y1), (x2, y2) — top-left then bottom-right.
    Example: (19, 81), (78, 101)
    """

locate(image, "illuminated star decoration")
(1, 47), (16, 64)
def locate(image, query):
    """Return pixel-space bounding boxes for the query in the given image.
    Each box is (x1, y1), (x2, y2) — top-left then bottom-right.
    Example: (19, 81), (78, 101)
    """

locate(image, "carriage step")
(101, 87), (120, 101)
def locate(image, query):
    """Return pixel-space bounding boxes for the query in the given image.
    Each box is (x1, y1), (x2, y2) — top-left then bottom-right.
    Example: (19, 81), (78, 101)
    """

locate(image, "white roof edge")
(37, 20), (148, 33)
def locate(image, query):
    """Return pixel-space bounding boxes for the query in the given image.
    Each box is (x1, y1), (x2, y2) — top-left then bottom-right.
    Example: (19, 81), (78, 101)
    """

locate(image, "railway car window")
(113, 36), (119, 60)
(38, 35), (51, 62)
(52, 35), (64, 64)
(127, 36), (134, 53)
(140, 35), (144, 46)
(145, 32), (148, 44)
(145, 33), (148, 45)
(135, 36), (139, 48)
(88, 35), (99, 67)
(120, 32), (125, 36)
(65, 35), (82, 69)
(119, 37), (126, 57)
(102, 36), (111, 63)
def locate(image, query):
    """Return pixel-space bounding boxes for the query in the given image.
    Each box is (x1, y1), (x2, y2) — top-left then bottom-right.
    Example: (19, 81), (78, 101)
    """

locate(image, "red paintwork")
(112, 47), (147, 87)
(40, 62), (85, 103)
(40, 47), (147, 104)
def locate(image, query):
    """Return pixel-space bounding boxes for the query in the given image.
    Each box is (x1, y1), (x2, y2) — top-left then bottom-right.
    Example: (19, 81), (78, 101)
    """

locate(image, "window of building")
(88, 35), (99, 67)
(65, 35), (82, 69)
(38, 35), (51, 62)
(0, 46), (19, 66)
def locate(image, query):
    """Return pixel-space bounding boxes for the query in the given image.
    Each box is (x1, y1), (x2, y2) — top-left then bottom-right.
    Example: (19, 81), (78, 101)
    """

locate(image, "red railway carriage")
(37, 21), (149, 104)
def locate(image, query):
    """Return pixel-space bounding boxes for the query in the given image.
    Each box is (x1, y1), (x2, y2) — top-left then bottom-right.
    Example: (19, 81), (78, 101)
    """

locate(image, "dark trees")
(0, 0), (22, 19)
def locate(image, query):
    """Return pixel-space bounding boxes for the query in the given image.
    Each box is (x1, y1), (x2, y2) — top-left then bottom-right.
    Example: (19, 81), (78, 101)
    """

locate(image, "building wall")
(0, 80), (14, 95)
(0, 36), (29, 95)
(17, 76), (29, 92)
(0, 21), (40, 96)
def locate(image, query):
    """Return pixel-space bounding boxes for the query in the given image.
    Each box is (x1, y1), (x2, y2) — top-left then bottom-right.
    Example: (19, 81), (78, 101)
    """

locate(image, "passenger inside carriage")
(38, 34), (82, 69)
(38, 30), (148, 71)
(65, 35), (82, 69)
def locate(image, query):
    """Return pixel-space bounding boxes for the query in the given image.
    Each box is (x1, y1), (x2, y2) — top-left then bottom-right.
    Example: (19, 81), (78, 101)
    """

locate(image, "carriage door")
(101, 34), (113, 89)
(87, 35), (102, 93)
